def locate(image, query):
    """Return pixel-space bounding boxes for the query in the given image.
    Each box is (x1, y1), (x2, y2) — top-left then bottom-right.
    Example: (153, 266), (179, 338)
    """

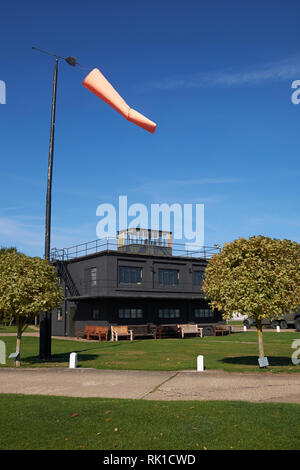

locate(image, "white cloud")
(0, 216), (97, 257)
(128, 176), (243, 202)
(0, 217), (44, 254)
(137, 56), (300, 92)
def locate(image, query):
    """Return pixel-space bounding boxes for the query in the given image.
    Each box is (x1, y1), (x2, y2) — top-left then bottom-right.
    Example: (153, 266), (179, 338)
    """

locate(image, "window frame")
(85, 267), (97, 290)
(194, 308), (214, 319)
(158, 308), (181, 319)
(118, 308), (143, 319)
(57, 308), (63, 321)
(193, 270), (205, 286)
(92, 308), (100, 320)
(158, 268), (179, 287)
(119, 266), (143, 285)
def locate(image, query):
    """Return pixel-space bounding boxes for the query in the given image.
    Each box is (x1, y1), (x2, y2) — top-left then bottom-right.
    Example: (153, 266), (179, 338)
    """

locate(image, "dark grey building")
(51, 229), (224, 337)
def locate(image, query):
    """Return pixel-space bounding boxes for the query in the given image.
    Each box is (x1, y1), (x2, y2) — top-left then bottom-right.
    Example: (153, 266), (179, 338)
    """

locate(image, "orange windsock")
(82, 68), (156, 134)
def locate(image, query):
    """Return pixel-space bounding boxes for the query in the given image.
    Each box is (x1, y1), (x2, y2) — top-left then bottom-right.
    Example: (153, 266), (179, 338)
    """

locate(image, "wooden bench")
(77, 325), (109, 341)
(128, 324), (156, 339)
(177, 324), (203, 338)
(77, 325), (97, 340)
(156, 324), (180, 339)
(111, 325), (133, 341)
(89, 326), (109, 341)
(213, 324), (231, 336)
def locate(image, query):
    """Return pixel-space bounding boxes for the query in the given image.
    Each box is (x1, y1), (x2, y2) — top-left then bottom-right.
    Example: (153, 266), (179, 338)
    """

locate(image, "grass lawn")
(0, 394), (299, 450)
(1, 331), (300, 373)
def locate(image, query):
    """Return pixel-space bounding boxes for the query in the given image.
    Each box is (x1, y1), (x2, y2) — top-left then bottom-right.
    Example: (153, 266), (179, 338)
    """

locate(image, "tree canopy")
(0, 251), (63, 366)
(202, 236), (300, 361)
(203, 236), (300, 321)
(0, 251), (63, 323)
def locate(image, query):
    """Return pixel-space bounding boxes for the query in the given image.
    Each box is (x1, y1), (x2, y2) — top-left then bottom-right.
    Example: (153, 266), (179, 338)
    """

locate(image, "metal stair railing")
(56, 260), (80, 298)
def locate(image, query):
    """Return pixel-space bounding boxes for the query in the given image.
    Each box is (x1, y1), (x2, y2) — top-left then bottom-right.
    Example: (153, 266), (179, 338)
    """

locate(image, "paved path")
(0, 368), (300, 403)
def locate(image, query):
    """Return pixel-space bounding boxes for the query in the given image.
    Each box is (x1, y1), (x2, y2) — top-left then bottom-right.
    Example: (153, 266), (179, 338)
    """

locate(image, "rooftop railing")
(51, 237), (221, 261)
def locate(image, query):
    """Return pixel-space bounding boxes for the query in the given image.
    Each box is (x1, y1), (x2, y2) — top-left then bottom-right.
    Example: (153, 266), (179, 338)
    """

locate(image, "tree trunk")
(15, 325), (22, 368)
(256, 319), (265, 359)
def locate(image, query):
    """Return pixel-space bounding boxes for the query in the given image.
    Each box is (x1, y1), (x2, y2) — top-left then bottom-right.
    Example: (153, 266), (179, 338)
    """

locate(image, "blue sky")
(0, 0), (300, 257)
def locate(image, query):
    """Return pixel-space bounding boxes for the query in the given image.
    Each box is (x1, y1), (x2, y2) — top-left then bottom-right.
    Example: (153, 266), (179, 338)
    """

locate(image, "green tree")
(0, 247), (19, 326)
(0, 251), (63, 367)
(202, 236), (300, 365)
(0, 247), (18, 255)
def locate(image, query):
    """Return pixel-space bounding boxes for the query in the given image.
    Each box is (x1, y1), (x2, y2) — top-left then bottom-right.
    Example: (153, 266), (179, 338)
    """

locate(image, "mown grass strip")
(0, 394), (299, 450)
(1, 332), (299, 373)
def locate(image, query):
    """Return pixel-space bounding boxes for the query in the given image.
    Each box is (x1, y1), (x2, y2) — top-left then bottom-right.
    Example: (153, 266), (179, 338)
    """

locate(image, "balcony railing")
(51, 237), (221, 262)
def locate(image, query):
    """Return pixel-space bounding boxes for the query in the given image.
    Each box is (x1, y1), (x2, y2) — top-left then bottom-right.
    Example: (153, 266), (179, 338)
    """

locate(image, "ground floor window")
(158, 308), (180, 319)
(194, 308), (214, 318)
(118, 308), (143, 319)
(92, 308), (100, 320)
(57, 308), (63, 321)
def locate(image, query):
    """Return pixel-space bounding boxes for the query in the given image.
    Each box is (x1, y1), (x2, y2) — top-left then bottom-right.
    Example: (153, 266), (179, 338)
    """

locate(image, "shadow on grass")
(23, 351), (99, 366)
(222, 356), (292, 366)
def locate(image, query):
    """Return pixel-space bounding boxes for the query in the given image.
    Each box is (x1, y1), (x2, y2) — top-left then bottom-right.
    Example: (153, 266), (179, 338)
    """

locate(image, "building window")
(85, 267), (97, 288)
(57, 309), (63, 321)
(158, 308), (180, 319)
(118, 308), (143, 319)
(193, 271), (205, 285)
(119, 266), (142, 284)
(194, 308), (214, 318)
(90, 267), (97, 286)
(158, 269), (179, 286)
(92, 308), (100, 320)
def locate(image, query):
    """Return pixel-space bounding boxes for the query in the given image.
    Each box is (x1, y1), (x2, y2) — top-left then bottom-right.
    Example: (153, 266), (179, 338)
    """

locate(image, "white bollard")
(243, 325), (247, 332)
(276, 325), (280, 333)
(197, 355), (204, 372)
(69, 352), (77, 368)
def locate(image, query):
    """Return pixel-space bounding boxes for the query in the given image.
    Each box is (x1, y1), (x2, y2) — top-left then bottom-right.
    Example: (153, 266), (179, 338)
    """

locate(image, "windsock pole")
(32, 46), (79, 360)
(39, 57), (58, 360)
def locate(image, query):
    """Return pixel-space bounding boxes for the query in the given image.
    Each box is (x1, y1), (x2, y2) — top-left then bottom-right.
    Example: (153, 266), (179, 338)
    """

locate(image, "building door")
(69, 306), (76, 337)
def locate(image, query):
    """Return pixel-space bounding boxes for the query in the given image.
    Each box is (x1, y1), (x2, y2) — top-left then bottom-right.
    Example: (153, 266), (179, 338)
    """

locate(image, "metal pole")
(45, 58), (58, 261)
(32, 46), (79, 360)
(39, 58), (58, 360)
